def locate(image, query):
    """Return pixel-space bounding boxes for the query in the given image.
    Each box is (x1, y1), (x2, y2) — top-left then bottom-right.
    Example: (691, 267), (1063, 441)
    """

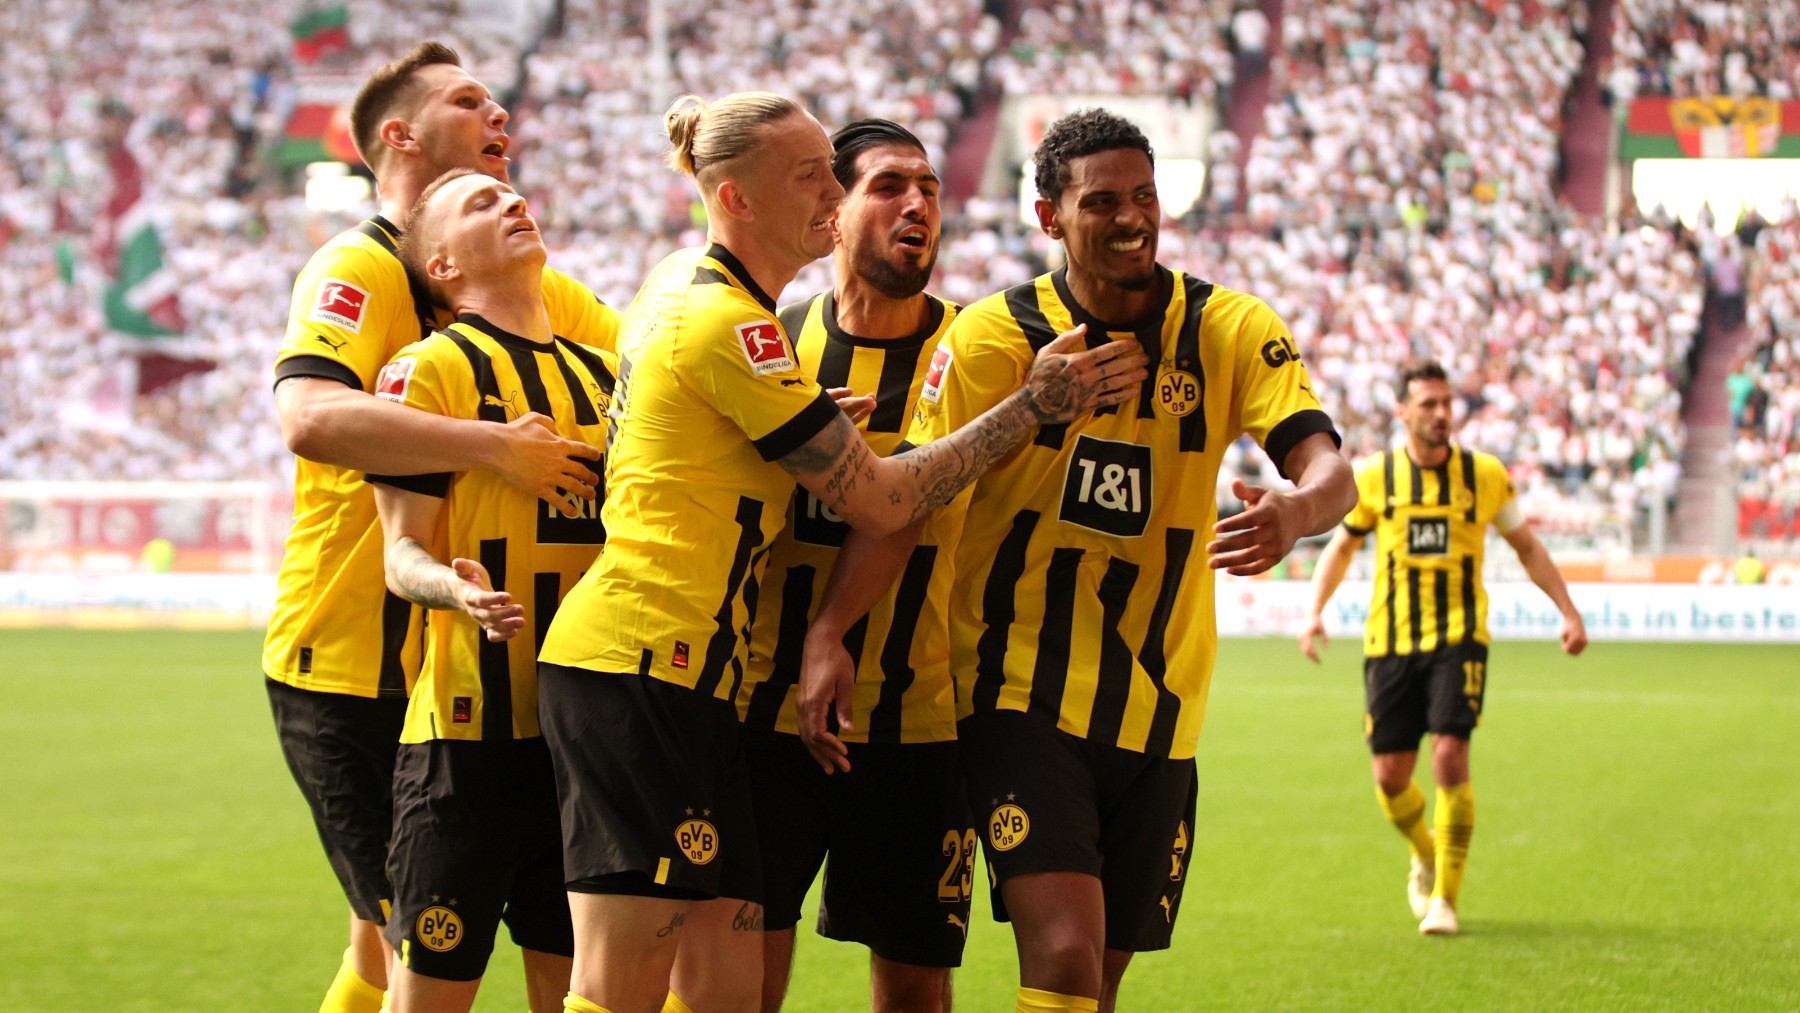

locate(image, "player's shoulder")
(777, 292), (826, 338)
(1459, 444), (1509, 475)
(300, 223), (401, 281)
(540, 263), (611, 309)
(949, 278), (1039, 341)
(1352, 449), (1391, 477)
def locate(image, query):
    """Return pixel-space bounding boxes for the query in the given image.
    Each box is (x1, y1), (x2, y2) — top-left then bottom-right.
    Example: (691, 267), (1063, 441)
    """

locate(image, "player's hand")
(449, 558), (525, 642)
(1208, 479), (1310, 575)
(1298, 614), (1328, 663)
(796, 628), (856, 775)
(1561, 612), (1588, 656)
(1021, 325), (1149, 423)
(828, 387), (877, 427)
(496, 412), (600, 519)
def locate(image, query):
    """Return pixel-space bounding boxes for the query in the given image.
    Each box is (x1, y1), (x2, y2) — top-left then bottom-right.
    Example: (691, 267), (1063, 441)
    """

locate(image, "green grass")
(1, 631), (1795, 1011)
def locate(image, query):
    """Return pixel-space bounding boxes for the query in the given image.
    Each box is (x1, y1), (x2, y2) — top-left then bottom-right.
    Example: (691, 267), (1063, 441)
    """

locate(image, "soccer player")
(266, 42), (617, 1013)
(536, 92), (1147, 1013)
(367, 169), (613, 1013)
(1298, 360), (1587, 936)
(735, 118), (970, 1012)
(799, 108), (1356, 1013)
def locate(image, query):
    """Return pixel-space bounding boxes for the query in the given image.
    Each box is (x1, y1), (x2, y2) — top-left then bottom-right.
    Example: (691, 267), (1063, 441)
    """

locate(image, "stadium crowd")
(1607, 0), (1800, 101)
(1734, 203), (1800, 545)
(1, 0), (1784, 555)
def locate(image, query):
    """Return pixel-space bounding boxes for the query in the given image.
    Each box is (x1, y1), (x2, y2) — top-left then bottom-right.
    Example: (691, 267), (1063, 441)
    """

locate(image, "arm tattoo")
(1021, 355), (1099, 423)
(388, 536), (463, 611)
(893, 393), (1039, 524)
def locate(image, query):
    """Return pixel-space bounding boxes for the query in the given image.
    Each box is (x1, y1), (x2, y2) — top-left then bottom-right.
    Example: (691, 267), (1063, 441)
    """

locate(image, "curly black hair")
(830, 118), (928, 190)
(1032, 108), (1155, 204)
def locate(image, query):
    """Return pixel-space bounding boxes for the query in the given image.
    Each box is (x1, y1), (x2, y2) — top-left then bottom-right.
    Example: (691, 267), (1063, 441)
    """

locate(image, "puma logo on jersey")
(308, 279), (369, 333)
(483, 392), (524, 421)
(947, 913), (967, 936)
(314, 333), (349, 351)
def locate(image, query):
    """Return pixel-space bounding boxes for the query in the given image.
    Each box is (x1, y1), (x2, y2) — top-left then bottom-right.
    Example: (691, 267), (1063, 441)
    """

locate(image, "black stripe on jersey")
(1049, 267), (1166, 421)
(355, 218), (433, 340)
(729, 547), (770, 705)
(868, 545), (939, 741)
(478, 538), (514, 738)
(534, 571), (562, 658)
(972, 509), (1041, 712)
(1434, 568), (1450, 649)
(461, 314), (558, 418)
(1263, 410), (1340, 479)
(1384, 550), (1397, 653)
(869, 342), (926, 434)
(1461, 554), (1477, 643)
(1343, 522), (1372, 537)
(1005, 284), (1071, 451)
(378, 590), (412, 698)
(1173, 276), (1211, 442)
(744, 564), (815, 729)
(354, 219), (397, 253)
(1083, 557), (1142, 747)
(703, 243), (778, 313)
(1139, 527), (1194, 756)
(1407, 565), (1422, 653)
(545, 346), (600, 426)
(1027, 548), (1085, 720)
(364, 471), (452, 497)
(752, 390), (840, 462)
(1460, 446), (1478, 523)
(554, 336), (617, 390)
(273, 355), (362, 392)
(446, 331), (510, 423)
(1408, 455), (1424, 507)
(695, 496), (765, 698)
(815, 330), (857, 388)
(1435, 461), (1451, 507)
(1382, 451), (1396, 520)
(777, 297), (817, 344)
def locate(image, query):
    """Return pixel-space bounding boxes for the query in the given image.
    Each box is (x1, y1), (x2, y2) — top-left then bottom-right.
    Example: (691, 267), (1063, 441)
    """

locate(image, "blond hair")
(664, 92), (802, 177)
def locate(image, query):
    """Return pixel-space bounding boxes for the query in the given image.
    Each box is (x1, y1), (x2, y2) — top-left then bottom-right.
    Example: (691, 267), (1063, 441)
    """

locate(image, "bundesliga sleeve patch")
(308, 279), (370, 333)
(375, 358), (415, 403)
(736, 320), (795, 376)
(919, 346), (953, 404)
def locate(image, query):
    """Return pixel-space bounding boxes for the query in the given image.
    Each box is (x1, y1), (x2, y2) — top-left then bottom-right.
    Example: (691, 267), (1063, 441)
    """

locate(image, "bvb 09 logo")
(676, 818), (719, 865)
(1156, 369), (1199, 418)
(988, 803), (1030, 852)
(416, 906), (463, 952)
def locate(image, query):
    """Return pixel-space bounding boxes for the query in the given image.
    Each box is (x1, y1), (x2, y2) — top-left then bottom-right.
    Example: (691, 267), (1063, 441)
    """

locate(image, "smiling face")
(834, 142), (941, 299)
(407, 63), (512, 182)
(414, 173), (544, 293)
(1038, 147), (1161, 295)
(732, 112), (845, 269)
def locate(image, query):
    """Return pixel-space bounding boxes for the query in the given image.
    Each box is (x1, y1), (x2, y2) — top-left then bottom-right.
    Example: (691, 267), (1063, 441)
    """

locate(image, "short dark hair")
(395, 167), (480, 302)
(350, 42), (462, 168)
(1033, 108), (1154, 204)
(830, 118), (927, 190)
(1397, 360), (1450, 402)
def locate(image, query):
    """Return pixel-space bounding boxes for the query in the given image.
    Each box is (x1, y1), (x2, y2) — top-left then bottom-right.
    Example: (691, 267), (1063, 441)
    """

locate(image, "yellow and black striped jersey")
(263, 215), (619, 699)
(737, 291), (961, 743)
(540, 244), (840, 701)
(1342, 445), (1516, 657)
(367, 315), (614, 742)
(910, 267), (1338, 760)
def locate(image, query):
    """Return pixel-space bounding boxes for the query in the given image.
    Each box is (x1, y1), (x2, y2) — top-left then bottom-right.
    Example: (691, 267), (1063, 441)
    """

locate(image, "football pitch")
(2, 630), (1794, 1011)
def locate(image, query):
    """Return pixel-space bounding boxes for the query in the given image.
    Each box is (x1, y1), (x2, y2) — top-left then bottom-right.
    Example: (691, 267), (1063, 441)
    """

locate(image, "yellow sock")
(1375, 781), (1436, 865)
(320, 949), (384, 1013)
(1017, 987), (1101, 1012)
(662, 992), (696, 1013)
(564, 995), (614, 1013)
(1434, 781), (1475, 904)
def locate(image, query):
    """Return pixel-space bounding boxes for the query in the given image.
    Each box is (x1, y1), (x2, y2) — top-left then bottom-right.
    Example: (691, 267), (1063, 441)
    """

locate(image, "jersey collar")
(1049, 264), (1173, 359)
(704, 242), (778, 314)
(455, 312), (557, 350)
(820, 291), (945, 350)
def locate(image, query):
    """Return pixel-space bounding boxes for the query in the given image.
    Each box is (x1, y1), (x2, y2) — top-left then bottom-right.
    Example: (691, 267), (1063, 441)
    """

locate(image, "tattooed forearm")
(894, 393), (1039, 523)
(387, 536), (463, 611)
(778, 412), (856, 477)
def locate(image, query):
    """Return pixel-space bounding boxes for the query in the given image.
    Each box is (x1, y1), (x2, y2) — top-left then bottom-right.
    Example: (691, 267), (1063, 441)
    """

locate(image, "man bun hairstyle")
(664, 91), (802, 177)
(350, 41), (463, 169)
(829, 118), (927, 190)
(1033, 107), (1154, 204)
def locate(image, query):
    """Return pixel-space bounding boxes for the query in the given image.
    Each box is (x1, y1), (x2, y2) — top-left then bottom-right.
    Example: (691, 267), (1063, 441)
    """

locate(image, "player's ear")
(379, 117), (420, 157)
(426, 251), (459, 285)
(1035, 198), (1061, 239)
(714, 178), (754, 223)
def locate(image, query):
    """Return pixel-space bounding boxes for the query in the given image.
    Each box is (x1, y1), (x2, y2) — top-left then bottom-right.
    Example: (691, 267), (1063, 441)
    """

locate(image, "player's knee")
(871, 963), (950, 1013)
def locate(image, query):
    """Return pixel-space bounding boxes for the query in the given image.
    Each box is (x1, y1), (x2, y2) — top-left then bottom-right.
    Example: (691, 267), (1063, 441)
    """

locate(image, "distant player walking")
(1299, 360), (1587, 935)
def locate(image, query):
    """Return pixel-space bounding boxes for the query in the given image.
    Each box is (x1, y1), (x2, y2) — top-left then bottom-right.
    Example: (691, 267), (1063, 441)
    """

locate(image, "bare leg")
(759, 927), (796, 1013)
(386, 966), (480, 1013)
(1370, 750), (1419, 797)
(1430, 735), (1470, 788)
(1000, 871), (1106, 1001)
(870, 953), (952, 1013)
(523, 947), (576, 1013)
(568, 892), (689, 1013)
(349, 913), (393, 990)
(669, 897), (764, 1013)
(1098, 949), (1134, 1013)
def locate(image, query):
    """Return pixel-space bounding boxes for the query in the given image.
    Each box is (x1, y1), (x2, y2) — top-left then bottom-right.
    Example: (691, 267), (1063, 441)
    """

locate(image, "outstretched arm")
(1502, 521), (1587, 656)
(374, 483), (524, 642)
(778, 324), (1148, 537)
(278, 376), (599, 518)
(1299, 525), (1365, 663)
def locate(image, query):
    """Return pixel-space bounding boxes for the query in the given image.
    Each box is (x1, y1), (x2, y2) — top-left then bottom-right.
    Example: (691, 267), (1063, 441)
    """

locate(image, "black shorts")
(958, 709), (1197, 953)
(1364, 642), (1489, 754)
(743, 728), (973, 968)
(385, 736), (571, 980)
(266, 676), (406, 924)
(539, 664), (761, 904)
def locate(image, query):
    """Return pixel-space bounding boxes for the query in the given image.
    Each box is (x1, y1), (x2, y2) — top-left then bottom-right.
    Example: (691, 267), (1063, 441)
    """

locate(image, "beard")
(852, 243), (936, 300)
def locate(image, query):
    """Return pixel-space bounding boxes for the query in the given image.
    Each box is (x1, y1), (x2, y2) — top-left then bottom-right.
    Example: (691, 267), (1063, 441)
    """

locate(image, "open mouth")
(1107, 235), (1147, 253)
(483, 138), (509, 160)
(896, 226), (929, 249)
(509, 219), (536, 235)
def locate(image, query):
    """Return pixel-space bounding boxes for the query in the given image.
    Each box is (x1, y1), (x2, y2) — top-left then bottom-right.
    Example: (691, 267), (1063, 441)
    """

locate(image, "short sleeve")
(542, 266), (621, 354)
(276, 244), (411, 392)
(903, 301), (1029, 447)
(1230, 297), (1340, 478)
(364, 339), (459, 495)
(686, 303), (838, 461)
